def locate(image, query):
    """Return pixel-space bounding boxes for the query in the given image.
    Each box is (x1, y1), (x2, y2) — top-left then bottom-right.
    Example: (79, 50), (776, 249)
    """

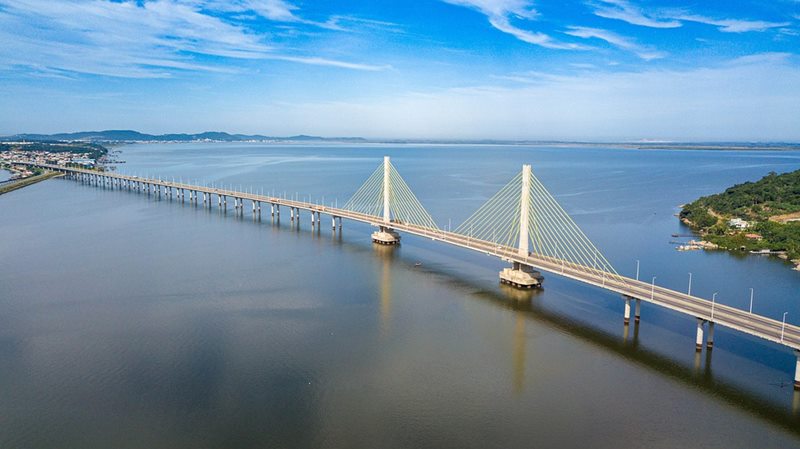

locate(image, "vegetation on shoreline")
(0, 170), (61, 195)
(679, 170), (800, 263)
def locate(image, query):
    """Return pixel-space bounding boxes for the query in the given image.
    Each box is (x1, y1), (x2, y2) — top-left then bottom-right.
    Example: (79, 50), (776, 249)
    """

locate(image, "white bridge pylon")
(343, 156), (438, 243)
(454, 164), (623, 282)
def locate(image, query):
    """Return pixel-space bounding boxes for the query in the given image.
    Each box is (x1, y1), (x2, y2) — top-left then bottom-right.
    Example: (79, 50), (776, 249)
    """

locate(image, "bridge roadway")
(30, 164), (800, 355)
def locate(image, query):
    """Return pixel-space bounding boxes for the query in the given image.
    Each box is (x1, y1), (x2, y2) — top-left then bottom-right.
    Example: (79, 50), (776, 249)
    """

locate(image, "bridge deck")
(31, 164), (800, 352)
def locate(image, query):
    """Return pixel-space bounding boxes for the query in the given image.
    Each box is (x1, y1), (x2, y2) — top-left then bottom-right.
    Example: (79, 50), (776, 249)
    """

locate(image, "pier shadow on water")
(418, 266), (800, 437)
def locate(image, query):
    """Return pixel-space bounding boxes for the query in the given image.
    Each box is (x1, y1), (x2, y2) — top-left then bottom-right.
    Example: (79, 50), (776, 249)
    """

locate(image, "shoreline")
(679, 215), (800, 271)
(0, 170), (62, 196)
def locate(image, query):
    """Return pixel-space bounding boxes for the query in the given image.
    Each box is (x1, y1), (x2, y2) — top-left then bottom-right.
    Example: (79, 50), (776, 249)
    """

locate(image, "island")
(679, 169), (800, 270)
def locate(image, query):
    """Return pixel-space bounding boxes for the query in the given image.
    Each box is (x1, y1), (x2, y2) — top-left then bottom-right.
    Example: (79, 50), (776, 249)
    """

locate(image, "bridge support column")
(696, 318), (705, 352)
(706, 322), (715, 350)
(634, 298), (641, 323)
(290, 208), (294, 221)
(624, 297), (631, 324)
(372, 226), (400, 245)
(794, 350), (800, 391)
(332, 216), (337, 229)
(499, 262), (542, 289)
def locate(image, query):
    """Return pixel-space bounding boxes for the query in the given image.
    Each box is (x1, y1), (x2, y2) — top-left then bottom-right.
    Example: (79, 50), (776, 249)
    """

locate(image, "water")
(1, 143), (800, 448)
(0, 169), (11, 182)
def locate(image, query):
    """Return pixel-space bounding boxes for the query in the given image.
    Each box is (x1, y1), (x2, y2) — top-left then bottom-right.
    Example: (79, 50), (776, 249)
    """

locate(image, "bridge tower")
(499, 164), (542, 289)
(343, 155), (438, 245)
(371, 156), (401, 245)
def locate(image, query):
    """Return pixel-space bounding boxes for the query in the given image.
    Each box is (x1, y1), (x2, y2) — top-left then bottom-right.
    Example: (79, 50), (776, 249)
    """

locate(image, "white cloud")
(0, 0), (387, 77)
(590, 1), (791, 33)
(443, 0), (584, 50)
(237, 54), (800, 141)
(675, 15), (790, 33)
(589, 0), (681, 29)
(565, 26), (665, 60)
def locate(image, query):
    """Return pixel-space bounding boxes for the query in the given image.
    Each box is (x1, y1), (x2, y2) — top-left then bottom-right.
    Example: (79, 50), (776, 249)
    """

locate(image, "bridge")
(23, 157), (800, 391)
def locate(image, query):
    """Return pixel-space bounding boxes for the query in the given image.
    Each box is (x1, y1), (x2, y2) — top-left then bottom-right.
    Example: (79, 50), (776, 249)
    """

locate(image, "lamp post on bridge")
(635, 260), (640, 281)
(782, 312), (789, 342)
(711, 292), (717, 320)
(651, 276), (656, 300)
(688, 272), (692, 296)
(749, 288), (754, 314)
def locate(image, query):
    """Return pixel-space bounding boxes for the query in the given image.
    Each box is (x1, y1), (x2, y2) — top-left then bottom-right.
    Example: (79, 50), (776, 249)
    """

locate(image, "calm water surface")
(1, 143), (800, 448)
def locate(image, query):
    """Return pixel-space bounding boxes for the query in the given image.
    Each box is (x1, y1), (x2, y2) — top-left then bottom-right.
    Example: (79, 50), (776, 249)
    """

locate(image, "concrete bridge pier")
(290, 208), (295, 221)
(707, 322), (715, 350)
(223, 196), (227, 211)
(635, 298), (641, 323)
(372, 226), (400, 245)
(499, 262), (542, 289)
(794, 350), (800, 390)
(332, 216), (337, 229)
(696, 318), (706, 352)
(623, 296), (632, 324)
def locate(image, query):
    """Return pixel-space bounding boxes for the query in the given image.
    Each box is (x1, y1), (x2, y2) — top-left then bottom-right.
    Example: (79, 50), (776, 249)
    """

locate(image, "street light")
(651, 276), (656, 300)
(688, 272), (693, 296)
(636, 260), (640, 281)
(749, 288), (754, 314)
(711, 292), (718, 320)
(782, 312), (789, 342)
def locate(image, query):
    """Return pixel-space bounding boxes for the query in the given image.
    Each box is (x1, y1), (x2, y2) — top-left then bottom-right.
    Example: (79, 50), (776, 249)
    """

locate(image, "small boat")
(414, 262), (423, 267)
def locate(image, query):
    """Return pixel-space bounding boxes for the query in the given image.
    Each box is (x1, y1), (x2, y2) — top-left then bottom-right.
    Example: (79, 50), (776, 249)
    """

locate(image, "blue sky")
(0, 0), (799, 141)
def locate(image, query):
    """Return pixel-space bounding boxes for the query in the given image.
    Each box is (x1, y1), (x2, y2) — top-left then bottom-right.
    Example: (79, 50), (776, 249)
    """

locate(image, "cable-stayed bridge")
(23, 157), (800, 390)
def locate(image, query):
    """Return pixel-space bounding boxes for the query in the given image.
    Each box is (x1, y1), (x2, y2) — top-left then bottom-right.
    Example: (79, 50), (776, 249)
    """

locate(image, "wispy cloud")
(565, 26), (665, 60)
(443, 0), (585, 49)
(0, 0), (388, 78)
(253, 54), (800, 141)
(590, 0), (791, 33)
(589, 0), (681, 29)
(675, 15), (790, 33)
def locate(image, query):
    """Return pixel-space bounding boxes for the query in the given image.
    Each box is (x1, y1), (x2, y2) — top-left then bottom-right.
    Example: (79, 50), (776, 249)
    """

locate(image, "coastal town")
(0, 141), (107, 177)
(0, 141), (109, 195)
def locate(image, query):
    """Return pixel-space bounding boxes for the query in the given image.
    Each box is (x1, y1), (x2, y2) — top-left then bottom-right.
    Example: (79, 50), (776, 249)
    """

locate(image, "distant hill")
(2, 131), (798, 149)
(4, 130), (368, 143)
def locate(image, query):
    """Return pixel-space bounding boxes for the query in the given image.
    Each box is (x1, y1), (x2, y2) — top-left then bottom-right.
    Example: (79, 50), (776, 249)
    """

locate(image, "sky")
(0, 0), (799, 141)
